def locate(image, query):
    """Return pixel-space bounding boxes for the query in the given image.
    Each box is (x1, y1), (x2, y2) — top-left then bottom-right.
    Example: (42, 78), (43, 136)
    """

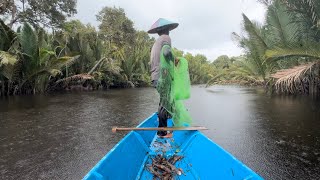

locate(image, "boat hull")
(83, 113), (263, 179)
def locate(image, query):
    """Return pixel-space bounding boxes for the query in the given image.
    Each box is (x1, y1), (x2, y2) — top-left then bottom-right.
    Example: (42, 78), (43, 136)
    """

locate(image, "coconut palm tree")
(232, 14), (276, 84)
(0, 23), (80, 95)
(262, 0), (320, 95)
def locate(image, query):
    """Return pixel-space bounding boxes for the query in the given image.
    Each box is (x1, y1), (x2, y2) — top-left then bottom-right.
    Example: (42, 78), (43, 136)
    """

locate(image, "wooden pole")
(112, 126), (208, 133)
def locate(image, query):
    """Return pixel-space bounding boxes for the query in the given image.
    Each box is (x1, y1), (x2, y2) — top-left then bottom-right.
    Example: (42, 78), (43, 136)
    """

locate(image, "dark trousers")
(157, 106), (170, 136)
(152, 80), (170, 136)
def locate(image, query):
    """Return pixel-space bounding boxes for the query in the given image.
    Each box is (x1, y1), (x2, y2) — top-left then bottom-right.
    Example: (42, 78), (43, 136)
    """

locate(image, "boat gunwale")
(83, 113), (157, 179)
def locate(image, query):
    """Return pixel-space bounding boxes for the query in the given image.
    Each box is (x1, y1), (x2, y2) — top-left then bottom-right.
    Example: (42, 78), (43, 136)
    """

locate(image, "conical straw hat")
(147, 18), (179, 34)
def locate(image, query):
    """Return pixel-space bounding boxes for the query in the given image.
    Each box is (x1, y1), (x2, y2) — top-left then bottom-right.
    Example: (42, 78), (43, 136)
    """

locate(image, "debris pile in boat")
(146, 154), (184, 180)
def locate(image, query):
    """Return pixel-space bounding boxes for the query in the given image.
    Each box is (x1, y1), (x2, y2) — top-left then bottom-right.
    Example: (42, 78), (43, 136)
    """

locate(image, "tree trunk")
(1, 80), (4, 96)
(7, 80), (11, 96)
(13, 85), (18, 95)
(9, 0), (17, 28)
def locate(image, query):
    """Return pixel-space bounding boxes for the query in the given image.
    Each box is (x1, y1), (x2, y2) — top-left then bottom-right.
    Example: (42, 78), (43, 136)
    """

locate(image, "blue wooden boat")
(84, 113), (263, 180)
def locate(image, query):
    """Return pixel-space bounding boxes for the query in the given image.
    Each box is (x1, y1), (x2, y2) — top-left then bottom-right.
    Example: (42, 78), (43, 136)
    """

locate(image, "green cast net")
(156, 45), (192, 127)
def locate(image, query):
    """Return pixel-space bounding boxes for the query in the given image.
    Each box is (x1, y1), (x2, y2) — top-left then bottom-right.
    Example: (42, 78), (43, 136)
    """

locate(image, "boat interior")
(84, 113), (261, 180)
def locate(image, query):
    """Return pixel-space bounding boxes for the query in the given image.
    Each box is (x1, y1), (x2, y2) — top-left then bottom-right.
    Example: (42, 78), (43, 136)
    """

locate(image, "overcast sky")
(75, 0), (266, 61)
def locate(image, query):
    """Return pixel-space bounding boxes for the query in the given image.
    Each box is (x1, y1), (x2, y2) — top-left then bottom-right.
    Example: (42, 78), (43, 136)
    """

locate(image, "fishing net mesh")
(157, 45), (192, 127)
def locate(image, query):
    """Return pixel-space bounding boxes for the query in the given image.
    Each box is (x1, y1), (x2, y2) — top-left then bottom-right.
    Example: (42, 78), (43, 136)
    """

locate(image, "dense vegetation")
(1, 0), (320, 96)
(232, 0), (320, 96)
(0, 1), (228, 96)
(0, 4), (156, 96)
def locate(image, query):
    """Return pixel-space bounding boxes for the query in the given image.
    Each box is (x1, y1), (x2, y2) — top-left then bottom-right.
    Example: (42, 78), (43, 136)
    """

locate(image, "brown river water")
(0, 85), (319, 180)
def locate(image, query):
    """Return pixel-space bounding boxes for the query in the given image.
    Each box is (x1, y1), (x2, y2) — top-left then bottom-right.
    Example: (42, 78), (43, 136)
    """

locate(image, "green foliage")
(63, 20), (87, 34)
(266, 1), (300, 48)
(0, 51), (18, 85)
(281, 0), (320, 33)
(18, 24), (79, 92)
(212, 55), (231, 69)
(206, 55), (265, 87)
(173, 48), (184, 57)
(2, 4), (257, 96)
(97, 7), (135, 48)
(1, 5), (200, 96)
(0, 22), (80, 96)
(231, 15), (274, 84)
(9, 2), (320, 97)
(0, 0), (77, 28)
(183, 53), (213, 84)
(0, 19), (16, 51)
(234, 0), (320, 95)
(120, 31), (154, 86)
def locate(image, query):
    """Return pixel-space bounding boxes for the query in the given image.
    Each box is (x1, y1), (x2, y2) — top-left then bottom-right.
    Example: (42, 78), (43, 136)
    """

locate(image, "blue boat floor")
(83, 114), (262, 180)
(136, 134), (200, 180)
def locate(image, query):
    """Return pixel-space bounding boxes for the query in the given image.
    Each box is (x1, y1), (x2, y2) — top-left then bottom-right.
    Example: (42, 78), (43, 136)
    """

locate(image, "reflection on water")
(0, 86), (319, 179)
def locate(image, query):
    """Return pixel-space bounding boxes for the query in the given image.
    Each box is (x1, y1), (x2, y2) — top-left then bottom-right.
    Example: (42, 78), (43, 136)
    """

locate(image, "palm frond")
(242, 14), (269, 53)
(19, 23), (38, 61)
(205, 73), (226, 87)
(0, 19), (16, 51)
(39, 48), (56, 65)
(0, 51), (20, 81)
(281, 0), (320, 27)
(51, 55), (80, 69)
(88, 57), (106, 75)
(271, 61), (320, 95)
(266, 1), (300, 47)
(0, 51), (18, 66)
(266, 46), (320, 60)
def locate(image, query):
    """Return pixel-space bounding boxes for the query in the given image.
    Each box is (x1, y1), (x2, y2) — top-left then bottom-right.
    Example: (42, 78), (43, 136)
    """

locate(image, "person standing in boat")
(148, 18), (179, 138)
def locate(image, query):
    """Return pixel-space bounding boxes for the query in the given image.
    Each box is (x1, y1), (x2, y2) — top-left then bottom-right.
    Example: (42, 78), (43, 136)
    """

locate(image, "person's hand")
(163, 47), (173, 61)
(175, 57), (180, 66)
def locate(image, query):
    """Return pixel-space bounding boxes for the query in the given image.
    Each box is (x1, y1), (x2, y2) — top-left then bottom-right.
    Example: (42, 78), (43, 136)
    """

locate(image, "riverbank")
(205, 79), (265, 87)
